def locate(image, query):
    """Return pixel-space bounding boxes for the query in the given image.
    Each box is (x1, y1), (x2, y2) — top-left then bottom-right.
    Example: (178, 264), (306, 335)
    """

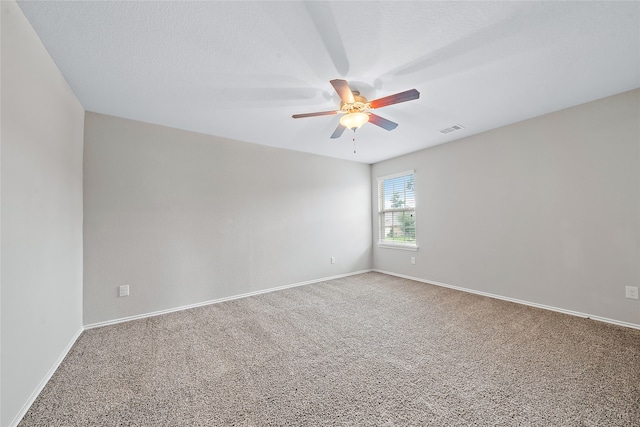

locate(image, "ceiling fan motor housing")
(341, 93), (370, 114)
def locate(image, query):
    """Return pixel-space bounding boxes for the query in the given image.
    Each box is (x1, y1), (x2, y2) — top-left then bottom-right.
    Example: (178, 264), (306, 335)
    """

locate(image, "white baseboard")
(84, 269), (374, 330)
(374, 269), (640, 331)
(8, 326), (84, 427)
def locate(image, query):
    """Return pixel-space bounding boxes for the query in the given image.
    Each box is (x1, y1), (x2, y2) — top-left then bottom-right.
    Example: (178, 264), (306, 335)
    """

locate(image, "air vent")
(439, 124), (465, 134)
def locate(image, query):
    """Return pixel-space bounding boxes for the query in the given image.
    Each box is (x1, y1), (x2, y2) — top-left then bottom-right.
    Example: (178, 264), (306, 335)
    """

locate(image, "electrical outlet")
(119, 285), (129, 297)
(411, 257), (416, 265)
(625, 286), (638, 300)
(330, 256), (336, 264)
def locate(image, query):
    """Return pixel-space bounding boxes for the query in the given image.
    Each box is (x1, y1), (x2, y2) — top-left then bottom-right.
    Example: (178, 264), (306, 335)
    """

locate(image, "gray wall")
(1, 2), (85, 426)
(83, 113), (372, 325)
(372, 89), (640, 326)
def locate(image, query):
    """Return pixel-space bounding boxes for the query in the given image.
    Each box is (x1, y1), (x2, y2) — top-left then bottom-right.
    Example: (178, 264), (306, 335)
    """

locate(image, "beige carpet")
(19, 272), (640, 426)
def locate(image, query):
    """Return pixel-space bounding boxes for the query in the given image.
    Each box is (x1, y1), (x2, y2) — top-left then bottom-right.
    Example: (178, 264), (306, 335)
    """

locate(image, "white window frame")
(377, 170), (417, 251)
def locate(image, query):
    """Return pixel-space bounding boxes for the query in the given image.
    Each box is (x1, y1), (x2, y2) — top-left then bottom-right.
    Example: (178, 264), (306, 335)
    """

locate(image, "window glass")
(378, 171), (416, 247)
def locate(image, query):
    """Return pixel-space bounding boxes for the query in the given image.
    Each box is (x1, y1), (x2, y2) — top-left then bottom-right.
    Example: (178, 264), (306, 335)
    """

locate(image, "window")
(377, 170), (416, 249)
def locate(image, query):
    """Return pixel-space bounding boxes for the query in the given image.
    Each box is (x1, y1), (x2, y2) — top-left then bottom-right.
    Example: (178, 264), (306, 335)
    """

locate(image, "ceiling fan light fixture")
(340, 112), (369, 130)
(292, 79), (419, 138)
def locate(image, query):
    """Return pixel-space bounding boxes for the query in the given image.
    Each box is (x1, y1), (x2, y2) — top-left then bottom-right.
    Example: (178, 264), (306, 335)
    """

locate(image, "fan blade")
(330, 79), (355, 104)
(330, 123), (346, 139)
(368, 113), (398, 131)
(369, 89), (420, 109)
(292, 110), (338, 119)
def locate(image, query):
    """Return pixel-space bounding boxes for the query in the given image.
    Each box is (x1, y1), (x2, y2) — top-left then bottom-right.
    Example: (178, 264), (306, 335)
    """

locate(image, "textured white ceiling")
(17, 1), (640, 164)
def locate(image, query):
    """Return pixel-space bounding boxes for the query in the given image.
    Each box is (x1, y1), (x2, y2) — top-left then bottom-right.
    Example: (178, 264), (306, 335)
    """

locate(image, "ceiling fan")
(292, 79), (420, 139)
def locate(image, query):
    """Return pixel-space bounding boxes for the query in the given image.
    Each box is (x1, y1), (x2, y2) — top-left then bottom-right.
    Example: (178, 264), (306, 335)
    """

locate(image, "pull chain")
(353, 129), (357, 153)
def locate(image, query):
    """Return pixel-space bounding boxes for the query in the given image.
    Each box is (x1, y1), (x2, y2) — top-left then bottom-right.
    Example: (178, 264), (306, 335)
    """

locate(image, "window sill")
(377, 243), (418, 251)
